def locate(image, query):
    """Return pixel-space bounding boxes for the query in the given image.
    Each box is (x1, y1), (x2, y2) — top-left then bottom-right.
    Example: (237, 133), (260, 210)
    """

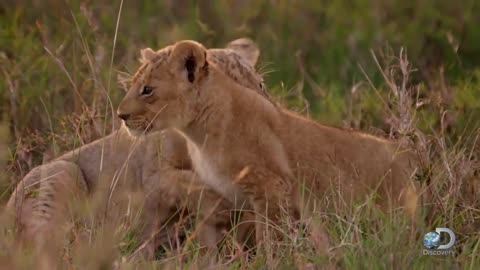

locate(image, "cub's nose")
(118, 113), (130, 120)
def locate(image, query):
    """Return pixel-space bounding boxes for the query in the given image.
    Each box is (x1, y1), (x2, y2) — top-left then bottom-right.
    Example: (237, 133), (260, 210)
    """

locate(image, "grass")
(0, 0), (479, 269)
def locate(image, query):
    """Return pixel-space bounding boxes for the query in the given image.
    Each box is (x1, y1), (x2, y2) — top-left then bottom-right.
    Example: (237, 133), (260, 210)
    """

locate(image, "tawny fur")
(118, 40), (422, 252)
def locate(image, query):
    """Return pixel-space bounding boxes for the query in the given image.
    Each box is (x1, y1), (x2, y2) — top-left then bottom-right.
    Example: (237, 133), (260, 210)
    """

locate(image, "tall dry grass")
(0, 0), (479, 269)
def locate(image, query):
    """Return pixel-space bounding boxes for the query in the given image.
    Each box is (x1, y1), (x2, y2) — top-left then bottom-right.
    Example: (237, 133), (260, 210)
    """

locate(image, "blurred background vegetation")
(0, 1), (479, 268)
(1, 0), (479, 197)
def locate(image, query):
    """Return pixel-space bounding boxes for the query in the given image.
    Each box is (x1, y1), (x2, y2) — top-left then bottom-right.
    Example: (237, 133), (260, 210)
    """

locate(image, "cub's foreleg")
(142, 166), (255, 255)
(235, 167), (294, 247)
(183, 181), (255, 251)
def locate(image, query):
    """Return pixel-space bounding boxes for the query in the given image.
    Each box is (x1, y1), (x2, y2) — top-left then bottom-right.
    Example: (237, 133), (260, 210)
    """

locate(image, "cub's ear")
(226, 38), (260, 66)
(140, 48), (157, 63)
(169, 40), (207, 83)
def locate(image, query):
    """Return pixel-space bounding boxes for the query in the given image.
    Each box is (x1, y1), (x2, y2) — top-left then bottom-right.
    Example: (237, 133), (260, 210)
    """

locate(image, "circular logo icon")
(423, 232), (441, 249)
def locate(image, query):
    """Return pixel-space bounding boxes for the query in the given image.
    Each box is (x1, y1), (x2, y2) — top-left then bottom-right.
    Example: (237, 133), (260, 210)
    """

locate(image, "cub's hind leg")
(6, 160), (88, 247)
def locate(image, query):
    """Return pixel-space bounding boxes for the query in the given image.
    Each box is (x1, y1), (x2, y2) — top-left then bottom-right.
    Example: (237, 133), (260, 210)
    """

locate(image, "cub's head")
(117, 39), (266, 136)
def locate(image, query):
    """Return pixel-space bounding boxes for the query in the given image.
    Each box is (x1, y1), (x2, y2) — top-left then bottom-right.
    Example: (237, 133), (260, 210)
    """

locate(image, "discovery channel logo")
(423, 228), (456, 256)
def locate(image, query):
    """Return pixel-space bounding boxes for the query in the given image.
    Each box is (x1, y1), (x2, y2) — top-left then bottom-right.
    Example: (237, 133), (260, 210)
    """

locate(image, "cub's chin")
(121, 122), (151, 137)
(125, 128), (146, 137)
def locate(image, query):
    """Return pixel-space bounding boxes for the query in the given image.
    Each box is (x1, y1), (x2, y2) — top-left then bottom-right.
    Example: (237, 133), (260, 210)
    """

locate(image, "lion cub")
(5, 39), (265, 258)
(117, 40), (421, 250)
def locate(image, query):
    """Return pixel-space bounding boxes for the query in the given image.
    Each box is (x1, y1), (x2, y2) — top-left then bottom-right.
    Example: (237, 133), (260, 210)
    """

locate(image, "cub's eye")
(141, 86), (154, 96)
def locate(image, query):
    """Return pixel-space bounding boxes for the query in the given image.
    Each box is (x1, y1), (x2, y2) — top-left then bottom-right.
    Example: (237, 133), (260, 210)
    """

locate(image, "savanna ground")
(0, 0), (479, 269)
